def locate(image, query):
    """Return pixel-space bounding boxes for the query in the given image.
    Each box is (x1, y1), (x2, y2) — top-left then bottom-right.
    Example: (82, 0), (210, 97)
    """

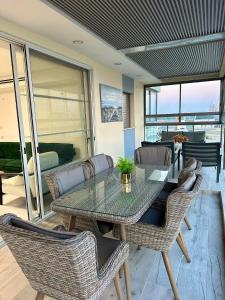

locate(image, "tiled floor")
(0, 167), (225, 300)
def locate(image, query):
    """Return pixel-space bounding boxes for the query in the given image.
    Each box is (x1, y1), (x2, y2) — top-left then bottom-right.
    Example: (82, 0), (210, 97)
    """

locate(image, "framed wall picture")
(100, 84), (122, 122)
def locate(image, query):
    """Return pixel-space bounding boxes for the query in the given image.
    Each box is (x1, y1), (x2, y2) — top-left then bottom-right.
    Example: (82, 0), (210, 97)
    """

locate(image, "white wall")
(0, 18), (144, 161)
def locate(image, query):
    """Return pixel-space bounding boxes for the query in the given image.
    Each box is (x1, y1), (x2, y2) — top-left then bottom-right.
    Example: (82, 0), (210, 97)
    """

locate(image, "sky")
(155, 80), (220, 114)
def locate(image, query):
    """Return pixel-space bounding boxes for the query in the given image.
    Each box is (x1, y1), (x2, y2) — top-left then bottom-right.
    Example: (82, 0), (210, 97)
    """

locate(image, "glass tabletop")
(51, 164), (170, 224)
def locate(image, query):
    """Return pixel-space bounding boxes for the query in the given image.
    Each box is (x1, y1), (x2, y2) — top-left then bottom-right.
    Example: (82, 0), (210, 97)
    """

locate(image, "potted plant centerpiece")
(117, 157), (134, 184)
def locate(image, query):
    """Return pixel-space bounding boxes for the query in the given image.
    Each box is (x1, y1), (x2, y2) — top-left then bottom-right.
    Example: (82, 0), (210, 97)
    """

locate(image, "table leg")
(68, 216), (76, 231)
(118, 230), (123, 278)
(120, 224), (132, 300)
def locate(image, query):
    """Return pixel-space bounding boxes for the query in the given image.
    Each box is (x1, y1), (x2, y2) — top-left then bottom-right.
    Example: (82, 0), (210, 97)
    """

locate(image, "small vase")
(121, 173), (131, 184)
(121, 182), (131, 193)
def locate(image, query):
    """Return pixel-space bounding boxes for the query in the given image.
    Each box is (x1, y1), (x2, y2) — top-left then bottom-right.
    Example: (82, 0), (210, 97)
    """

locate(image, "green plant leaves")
(116, 157), (134, 174)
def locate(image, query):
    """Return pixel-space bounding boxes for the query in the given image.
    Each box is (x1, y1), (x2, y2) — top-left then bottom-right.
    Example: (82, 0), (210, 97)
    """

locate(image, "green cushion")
(0, 159), (22, 172)
(0, 142), (21, 159)
(0, 142), (76, 172)
(5, 159), (22, 171)
(38, 143), (76, 164)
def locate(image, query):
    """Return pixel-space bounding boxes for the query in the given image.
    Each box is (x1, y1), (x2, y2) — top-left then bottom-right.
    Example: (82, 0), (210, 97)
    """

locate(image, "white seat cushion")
(2, 175), (25, 197)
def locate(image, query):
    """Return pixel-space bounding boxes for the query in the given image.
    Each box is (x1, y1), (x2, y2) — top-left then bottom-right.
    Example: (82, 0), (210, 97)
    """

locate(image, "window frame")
(144, 79), (222, 127)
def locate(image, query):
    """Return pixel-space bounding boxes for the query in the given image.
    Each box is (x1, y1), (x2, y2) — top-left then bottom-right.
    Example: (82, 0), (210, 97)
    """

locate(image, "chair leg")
(123, 260), (132, 300)
(68, 215), (76, 231)
(178, 231), (189, 250)
(216, 166), (220, 183)
(35, 292), (45, 300)
(119, 225), (132, 300)
(176, 233), (191, 263)
(172, 163), (175, 178)
(184, 216), (192, 230)
(119, 267), (123, 278)
(162, 252), (180, 300)
(114, 272), (124, 300)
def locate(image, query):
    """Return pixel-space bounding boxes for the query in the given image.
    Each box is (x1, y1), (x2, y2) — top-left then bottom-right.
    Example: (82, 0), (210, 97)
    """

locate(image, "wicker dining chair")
(0, 213), (129, 300)
(154, 158), (202, 230)
(114, 173), (202, 300)
(134, 146), (172, 166)
(141, 141), (177, 177)
(45, 162), (101, 235)
(84, 153), (115, 234)
(85, 153), (114, 177)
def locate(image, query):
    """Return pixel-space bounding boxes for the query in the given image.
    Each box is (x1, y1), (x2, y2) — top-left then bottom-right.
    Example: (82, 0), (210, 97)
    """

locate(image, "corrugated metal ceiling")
(45, 0), (225, 80)
(128, 41), (225, 79)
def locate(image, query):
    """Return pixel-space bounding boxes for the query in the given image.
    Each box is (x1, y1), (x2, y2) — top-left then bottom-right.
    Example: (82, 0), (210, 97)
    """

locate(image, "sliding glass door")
(10, 44), (42, 219)
(0, 36), (93, 226)
(28, 50), (92, 214)
(0, 39), (41, 234)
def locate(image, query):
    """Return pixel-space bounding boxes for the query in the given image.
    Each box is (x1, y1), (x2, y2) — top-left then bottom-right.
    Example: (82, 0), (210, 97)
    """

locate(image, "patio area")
(0, 1), (224, 300)
(0, 167), (224, 300)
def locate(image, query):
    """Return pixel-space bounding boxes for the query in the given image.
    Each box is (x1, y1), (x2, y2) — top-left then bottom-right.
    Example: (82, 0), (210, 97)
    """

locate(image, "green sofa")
(0, 142), (22, 172)
(0, 142), (76, 173)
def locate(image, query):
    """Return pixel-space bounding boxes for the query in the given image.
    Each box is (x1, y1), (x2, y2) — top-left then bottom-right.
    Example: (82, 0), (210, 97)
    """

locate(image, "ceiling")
(127, 41), (225, 79)
(0, 0), (159, 84)
(45, 0), (225, 82)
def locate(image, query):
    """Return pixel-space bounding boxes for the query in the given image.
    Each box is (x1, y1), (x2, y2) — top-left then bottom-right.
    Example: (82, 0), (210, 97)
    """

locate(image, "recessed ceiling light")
(72, 40), (84, 45)
(114, 62), (122, 65)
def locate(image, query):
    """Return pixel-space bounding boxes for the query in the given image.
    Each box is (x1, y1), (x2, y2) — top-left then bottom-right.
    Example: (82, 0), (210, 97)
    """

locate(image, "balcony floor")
(0, 168), (225, 300)
(102, 190), (225, 300)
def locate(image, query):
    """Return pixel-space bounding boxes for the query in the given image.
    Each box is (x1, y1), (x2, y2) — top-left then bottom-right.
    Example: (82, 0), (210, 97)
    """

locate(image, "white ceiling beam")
(121, 33), (225, 54)
(159, 72), (220, 84)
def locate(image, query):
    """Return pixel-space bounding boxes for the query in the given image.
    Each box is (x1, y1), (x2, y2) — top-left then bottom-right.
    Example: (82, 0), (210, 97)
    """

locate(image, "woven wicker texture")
(178, 159), (202, 185)
(114, 174), (202, 252)
(51, 164), (170, 225)
(0, 214), (129, 300)
(45, 162), (102, 234)
(134, 146), (172, 166)
(85, 154), (114, 177)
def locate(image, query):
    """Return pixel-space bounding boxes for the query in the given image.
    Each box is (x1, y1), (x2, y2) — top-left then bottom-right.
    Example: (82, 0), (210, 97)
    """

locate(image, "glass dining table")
(51, 164), (170, 234)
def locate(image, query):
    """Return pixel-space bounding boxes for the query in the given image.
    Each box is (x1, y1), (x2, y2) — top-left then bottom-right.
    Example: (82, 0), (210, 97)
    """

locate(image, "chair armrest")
(52, 224), (67, 231)
(196, 160), (202, 171)
(163, 182), (178, 193)
(98, 240), (129, 279)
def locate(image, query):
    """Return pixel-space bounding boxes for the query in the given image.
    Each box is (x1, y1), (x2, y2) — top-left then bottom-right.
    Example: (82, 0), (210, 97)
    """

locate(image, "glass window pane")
(150, 90), (157, 115)
(157, 116), (179, 123)
(34, 97), (85, 134)
(193, 124), (221, 142)
(181, 80), (220, 113)
(156, 85), (180, 114)
(145, 89), (150, 115)
(29, 50), (90, 214)
(30, 50), (84, 100)
(145, 117), (157, 123)
(181, 115), (219, 122)
(145, 126), (167, 142)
